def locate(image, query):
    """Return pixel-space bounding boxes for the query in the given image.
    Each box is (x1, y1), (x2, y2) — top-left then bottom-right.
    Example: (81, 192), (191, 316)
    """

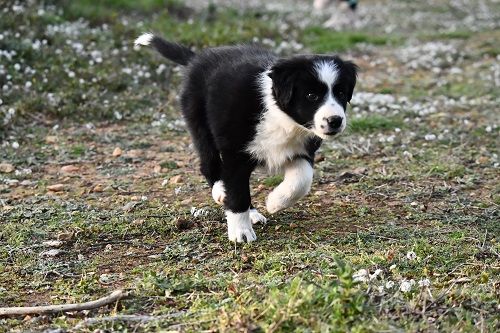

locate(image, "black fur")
(149, 35), (195, 65)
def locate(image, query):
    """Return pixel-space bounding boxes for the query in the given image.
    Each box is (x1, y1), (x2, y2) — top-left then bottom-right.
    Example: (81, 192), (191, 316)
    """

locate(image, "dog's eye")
(338, 92), (345, 98)
(306, 93), (319, 102)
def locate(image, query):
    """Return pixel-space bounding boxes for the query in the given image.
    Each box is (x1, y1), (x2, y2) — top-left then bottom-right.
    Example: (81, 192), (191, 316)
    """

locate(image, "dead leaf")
(57, 232), (74, 241)
(153, 165), (162, 173)
(353, 167), (368, 175)
(337, 172), (362, 183)
(176, 218), (191, 231)
(386, 249), (395, 261)
(47, 184), (65, 192)
(92, 184), (104, 192)
(0, 162), (15, 173)
(314, 154), (325, 163)
(60, 165), (79, 173)
(180, 198), (193, 205)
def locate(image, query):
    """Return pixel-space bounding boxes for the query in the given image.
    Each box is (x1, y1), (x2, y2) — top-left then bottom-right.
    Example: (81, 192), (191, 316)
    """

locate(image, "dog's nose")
(325, 116), (343, 129)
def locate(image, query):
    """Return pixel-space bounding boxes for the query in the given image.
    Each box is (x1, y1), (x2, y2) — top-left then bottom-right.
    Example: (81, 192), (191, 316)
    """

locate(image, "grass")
(348, 115), (403, 133)
(1, 0), (499, 332)
(302, 27), (395, 53)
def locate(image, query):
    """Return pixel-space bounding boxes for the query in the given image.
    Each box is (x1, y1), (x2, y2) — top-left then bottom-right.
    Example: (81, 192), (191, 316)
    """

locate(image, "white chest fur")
(246, 71), (315, 173)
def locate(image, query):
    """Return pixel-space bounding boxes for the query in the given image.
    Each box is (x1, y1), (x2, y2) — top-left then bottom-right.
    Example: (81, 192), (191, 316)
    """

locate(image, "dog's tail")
(134, 32), (195, 66)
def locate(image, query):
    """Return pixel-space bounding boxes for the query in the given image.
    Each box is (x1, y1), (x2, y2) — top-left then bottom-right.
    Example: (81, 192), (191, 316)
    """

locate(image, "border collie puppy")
(135, 33), (357, 243)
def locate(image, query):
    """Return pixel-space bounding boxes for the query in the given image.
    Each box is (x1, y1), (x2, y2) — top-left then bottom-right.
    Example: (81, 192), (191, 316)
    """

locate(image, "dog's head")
(268, 55), (358, 138)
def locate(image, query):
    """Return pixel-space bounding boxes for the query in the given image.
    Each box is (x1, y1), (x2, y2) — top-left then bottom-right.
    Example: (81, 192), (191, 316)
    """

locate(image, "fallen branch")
(0, 289), (127, 316)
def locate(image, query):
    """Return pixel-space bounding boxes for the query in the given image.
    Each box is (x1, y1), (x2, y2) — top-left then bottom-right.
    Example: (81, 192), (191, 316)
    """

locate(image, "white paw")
(249, 208), (267, 224)
(266, 189), (292, 214)
(211, 180), (226, 205)
(226, 210), (257, 243)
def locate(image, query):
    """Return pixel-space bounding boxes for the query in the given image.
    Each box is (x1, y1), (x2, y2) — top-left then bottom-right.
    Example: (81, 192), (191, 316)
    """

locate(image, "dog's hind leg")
(181, 92), (222, 189)
(266, 158), (313, 214)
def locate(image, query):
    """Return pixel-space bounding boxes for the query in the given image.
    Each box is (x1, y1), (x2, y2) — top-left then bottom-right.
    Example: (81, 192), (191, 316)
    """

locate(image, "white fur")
(250, 208), (267, 224)
(312, 61), (346, 137)
(134, 32), (154, 47)
(246, 71), (316, 173)
(226, 210), (256, 242)
(315, 61), (338, 86)
(213, 181), (266, 224)
(211, 180), (226, 205)
(266, 159), (313, 214)
(313, 93), (346, 137)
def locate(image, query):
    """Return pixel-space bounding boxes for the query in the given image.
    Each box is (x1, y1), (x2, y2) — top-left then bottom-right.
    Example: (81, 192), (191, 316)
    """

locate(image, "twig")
(73, 312), (185, 330)
(0, 289), (127, 316)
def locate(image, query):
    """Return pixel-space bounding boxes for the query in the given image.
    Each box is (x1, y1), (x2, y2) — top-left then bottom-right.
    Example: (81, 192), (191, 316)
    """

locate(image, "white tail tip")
(134, 32), (154, 47)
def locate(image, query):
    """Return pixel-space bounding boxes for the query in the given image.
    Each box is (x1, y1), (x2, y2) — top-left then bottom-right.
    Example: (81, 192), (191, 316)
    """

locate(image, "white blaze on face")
(313, 61), (346, 138)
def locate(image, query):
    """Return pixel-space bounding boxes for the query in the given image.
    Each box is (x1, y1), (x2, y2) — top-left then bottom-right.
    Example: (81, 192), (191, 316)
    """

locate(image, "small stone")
(47, 184), (65, 192)
(169, 175), (183, 184)
(122, 201), (138, 212)
(40, 249), (62, 257)
(314, 190), (327, 196)
(42, 240), (63, 247)
(112, 147), (122, 157)
(153, 165), (162, 173)
(60, 165), (79, 173)
(6, 179), (19, 187)
(0, 162), (14, 173)
(45, 135), (58, 144)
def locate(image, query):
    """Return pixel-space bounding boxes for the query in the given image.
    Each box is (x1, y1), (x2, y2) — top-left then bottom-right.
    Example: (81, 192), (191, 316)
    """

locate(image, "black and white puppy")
(135, 33), (357, 243)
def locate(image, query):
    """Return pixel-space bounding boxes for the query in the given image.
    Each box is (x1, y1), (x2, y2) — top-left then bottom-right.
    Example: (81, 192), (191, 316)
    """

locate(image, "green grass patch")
(420, 30), (473, 41)
(148, 7), (283, 48)
(263, 175), (284, 187)
(349, 116), (403, 133)
(427, 164), (467, 179)
(302, 27), (395, 53)
(59, 0), (185, 23)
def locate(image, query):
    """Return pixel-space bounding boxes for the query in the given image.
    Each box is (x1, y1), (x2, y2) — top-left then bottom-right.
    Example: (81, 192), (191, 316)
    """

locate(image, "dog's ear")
(342, 61), (358, 102)
(268, 60), (299, 110)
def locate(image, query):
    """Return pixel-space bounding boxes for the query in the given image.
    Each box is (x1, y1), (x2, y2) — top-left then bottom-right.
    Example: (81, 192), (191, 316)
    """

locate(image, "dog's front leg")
(221, 154), (256, 243)
(266, 158), (313, 214)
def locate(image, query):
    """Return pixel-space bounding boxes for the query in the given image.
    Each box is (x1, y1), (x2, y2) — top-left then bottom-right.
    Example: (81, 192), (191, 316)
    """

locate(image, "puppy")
(135, 33), (357, 243)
